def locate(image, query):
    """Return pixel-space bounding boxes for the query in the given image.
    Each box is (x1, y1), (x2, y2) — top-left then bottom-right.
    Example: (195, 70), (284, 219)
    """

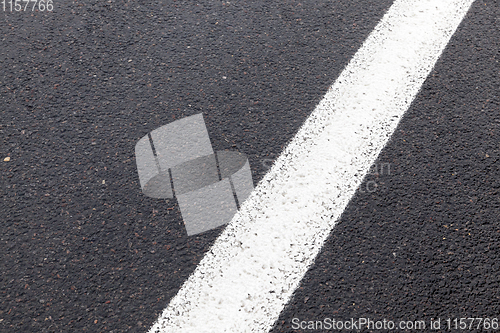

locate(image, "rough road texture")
(1, 0), (498, 332)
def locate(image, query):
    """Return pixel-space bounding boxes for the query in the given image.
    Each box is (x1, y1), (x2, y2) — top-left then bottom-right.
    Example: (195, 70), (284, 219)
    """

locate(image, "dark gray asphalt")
(1, 0), (499, 332)
(273, 1), (500, 332)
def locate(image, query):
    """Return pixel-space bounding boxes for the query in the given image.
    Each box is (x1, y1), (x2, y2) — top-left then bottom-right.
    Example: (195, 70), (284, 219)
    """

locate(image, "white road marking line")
(149, 0), (475, 332)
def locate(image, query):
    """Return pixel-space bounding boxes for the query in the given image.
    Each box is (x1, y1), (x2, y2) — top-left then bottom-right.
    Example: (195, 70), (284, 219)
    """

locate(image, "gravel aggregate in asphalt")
(1, 0), (499, 332)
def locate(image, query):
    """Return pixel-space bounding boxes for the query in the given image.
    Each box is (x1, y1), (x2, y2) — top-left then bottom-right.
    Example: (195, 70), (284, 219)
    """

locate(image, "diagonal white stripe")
(149, 0), (475, 332)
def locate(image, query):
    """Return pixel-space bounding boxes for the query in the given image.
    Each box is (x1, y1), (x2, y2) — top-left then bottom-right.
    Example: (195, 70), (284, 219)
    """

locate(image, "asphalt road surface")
(1, 0), (499, 332)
